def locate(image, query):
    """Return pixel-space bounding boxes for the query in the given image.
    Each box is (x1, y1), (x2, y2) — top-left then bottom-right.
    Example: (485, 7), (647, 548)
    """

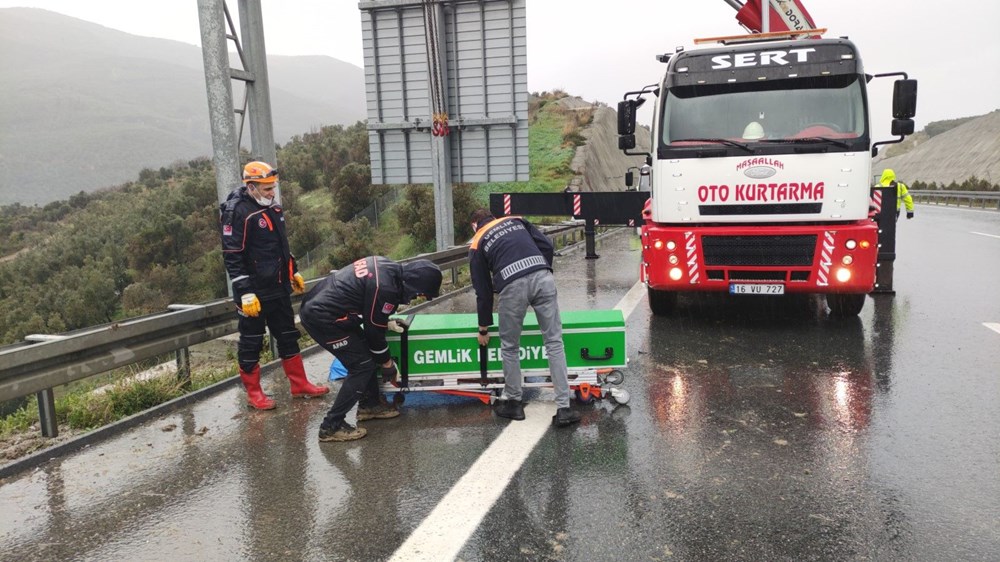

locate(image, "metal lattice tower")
(197, 0), (278, 206)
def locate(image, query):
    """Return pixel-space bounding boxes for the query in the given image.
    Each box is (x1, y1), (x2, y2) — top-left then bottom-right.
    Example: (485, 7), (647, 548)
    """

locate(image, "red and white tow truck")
(616, 0), (918, 316)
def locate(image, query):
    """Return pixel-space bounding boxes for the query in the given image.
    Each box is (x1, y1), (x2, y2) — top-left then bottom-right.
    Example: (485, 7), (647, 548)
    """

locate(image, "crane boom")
(722, 0), (818, 34)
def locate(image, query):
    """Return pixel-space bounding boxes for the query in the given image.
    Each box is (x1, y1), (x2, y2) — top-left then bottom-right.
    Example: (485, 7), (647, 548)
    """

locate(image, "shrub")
(64, 376), (183, 430)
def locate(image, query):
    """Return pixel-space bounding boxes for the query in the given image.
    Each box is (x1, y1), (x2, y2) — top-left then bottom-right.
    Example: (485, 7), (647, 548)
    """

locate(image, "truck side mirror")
(891, 119), (914, 136)
(619, 134), (636, 150)
(625, 170), (634, 187)
(892, 79), (917, 119)
(617, 100), (637, 135)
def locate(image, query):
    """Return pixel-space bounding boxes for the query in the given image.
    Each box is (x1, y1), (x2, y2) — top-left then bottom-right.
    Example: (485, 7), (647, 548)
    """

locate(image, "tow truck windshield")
(659, 74), (867, 154)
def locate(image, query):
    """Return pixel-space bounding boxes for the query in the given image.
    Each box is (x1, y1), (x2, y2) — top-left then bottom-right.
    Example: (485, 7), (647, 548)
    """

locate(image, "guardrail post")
(37, 388), (58, 438)
(584, 219), (599, 259)
(176, 347), (192, 389)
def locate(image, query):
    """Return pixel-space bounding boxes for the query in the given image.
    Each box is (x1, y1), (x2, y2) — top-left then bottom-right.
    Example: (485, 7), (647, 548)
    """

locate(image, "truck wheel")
(648, 287), (677, 316)
(827, 293), (866, 317)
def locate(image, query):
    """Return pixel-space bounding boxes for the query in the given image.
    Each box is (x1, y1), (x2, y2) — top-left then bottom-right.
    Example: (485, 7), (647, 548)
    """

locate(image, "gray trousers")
(498, 269), (571, 408)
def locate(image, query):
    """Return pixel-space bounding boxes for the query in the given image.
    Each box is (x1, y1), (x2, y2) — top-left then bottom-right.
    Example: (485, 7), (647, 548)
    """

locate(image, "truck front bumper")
(640, 221), (878, 294)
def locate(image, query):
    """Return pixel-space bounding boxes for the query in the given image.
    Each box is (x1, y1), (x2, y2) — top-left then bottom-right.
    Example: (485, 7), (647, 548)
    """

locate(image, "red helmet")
(243, 161), (278, 184)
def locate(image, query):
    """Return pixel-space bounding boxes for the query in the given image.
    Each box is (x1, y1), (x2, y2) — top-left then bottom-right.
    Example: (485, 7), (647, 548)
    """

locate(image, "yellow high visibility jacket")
(879, 169), (915, 212)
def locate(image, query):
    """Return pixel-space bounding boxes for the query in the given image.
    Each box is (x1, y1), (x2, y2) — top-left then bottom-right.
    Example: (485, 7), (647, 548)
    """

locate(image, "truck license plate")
(729, 283), (784, 295)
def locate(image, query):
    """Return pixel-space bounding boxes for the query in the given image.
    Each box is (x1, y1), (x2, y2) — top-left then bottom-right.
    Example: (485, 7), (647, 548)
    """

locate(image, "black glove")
(381, 362), (398, 384)
(906, 211), (914, 219)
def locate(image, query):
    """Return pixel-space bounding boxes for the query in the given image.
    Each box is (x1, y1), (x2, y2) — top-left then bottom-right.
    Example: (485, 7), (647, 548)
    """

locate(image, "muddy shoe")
(494, 399), (525, 421)
(357, 403), (400, 421)
(319, 422), (367, 442)
(552, 407), (581, 428)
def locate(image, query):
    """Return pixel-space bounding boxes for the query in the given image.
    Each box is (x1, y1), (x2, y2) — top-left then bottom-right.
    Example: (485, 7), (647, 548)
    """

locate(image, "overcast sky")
(2, 0), (998, 136)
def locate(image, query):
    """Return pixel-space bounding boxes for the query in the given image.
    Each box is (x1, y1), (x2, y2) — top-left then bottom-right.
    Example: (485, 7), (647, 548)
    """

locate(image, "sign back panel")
(360, 0), (529, 185)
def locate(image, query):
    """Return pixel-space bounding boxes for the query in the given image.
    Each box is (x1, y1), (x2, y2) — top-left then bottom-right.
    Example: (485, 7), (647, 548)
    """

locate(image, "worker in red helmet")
(219, 161), (329, 410)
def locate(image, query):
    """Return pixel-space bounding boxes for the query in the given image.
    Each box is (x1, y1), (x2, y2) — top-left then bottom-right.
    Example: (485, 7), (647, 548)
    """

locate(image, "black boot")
(494, 399), (525, 420)
(552, 407), (581, 427)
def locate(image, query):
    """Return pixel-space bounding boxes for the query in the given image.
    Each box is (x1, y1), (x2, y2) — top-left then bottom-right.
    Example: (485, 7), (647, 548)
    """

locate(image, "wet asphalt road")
(1, 204), (998, 561)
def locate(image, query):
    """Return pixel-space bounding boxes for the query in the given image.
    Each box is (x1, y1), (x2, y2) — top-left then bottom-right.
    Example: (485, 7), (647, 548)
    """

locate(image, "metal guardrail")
(0, 222), (584, 436)
(910, 190), (1000, 210)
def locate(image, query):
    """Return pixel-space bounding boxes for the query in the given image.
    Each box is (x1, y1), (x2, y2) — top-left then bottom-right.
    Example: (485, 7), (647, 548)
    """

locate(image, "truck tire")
(826, 293), (866, 317)
(648, 287), (677, 316)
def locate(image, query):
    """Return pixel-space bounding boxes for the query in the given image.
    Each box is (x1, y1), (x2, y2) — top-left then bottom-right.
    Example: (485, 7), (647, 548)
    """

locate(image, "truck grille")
(702, 235), (817, 266)
(699, 203), (822, 215)
(708, 270), (811, 281)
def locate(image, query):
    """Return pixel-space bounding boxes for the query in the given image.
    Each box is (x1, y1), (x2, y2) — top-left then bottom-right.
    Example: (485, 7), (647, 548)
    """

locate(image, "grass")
(296, 188), (330, 211)
(1, 366), (236, 438)
(473, 106), (578, 200)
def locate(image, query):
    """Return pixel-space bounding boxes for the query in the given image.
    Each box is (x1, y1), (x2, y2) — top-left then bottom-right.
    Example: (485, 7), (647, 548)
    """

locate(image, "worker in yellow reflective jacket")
(879, 169), (915, 220)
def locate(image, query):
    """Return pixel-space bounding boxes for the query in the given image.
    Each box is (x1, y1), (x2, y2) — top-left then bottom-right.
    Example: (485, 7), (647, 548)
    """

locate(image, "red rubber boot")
(239, 365), (276, 410)
(283, 355), (330, 398)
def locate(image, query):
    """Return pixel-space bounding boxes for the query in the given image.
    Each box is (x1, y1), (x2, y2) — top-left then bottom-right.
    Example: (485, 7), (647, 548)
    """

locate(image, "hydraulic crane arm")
(722, 0), (818, 34)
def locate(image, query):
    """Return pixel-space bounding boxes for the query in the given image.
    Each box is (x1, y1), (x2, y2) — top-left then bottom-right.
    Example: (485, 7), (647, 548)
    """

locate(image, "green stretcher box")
(386, 309), (626, 378)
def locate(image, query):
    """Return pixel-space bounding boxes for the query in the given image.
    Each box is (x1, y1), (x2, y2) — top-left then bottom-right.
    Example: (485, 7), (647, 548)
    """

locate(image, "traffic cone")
(239, 365), (276, 410)
(283, 355), (330, 398)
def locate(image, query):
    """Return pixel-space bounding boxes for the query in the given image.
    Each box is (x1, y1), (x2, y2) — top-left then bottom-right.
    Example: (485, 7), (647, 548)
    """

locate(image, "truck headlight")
(669, 267), (683, 281)
(835, 268), (852, 283)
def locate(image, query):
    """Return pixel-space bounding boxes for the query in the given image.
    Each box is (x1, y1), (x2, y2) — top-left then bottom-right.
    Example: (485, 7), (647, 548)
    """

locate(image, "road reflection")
(633, 293), (910, 558)
(645, 294), (882, 435)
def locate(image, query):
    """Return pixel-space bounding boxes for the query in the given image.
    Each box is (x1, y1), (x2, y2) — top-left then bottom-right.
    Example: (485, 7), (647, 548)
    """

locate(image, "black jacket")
(300, 256), (440, 364)
(468, 216), (554, 327)
(220, 186), (296, 302)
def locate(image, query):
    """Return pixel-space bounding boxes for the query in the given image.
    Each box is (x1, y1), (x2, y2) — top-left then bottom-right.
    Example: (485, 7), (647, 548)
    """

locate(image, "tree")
(122, 282), (170, 316)
(397, 186), (436, 249)
(330, 163), (388, 222)
(126, 217), (194, 272)
(452, 183), (481, 242)
(288, 207), (329, 257)
(397, 184), (480, 248)
(328, 218), (376, 270)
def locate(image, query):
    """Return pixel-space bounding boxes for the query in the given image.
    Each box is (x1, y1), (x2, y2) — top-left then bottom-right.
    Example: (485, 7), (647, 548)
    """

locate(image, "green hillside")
(0, 93), (581, 345)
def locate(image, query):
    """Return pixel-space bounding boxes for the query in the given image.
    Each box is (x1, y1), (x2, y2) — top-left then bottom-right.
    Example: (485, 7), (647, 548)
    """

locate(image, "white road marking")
(971, 231), (1000, 240)
(984, 323), (1000, 336)
(389, 287), (641, 561)
(388, 402), (550, 562)
(615, 280), (647, 320)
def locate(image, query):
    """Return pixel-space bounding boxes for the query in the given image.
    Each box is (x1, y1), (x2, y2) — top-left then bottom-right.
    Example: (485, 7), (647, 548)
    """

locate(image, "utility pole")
(198, 0), (278, 205)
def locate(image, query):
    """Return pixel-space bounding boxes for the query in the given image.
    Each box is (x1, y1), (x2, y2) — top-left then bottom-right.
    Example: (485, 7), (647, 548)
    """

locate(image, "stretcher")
(381, 310), (629, 406)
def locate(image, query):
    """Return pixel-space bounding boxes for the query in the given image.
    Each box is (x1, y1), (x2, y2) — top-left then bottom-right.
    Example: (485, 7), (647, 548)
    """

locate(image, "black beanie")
(401, 259), (443, 301)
